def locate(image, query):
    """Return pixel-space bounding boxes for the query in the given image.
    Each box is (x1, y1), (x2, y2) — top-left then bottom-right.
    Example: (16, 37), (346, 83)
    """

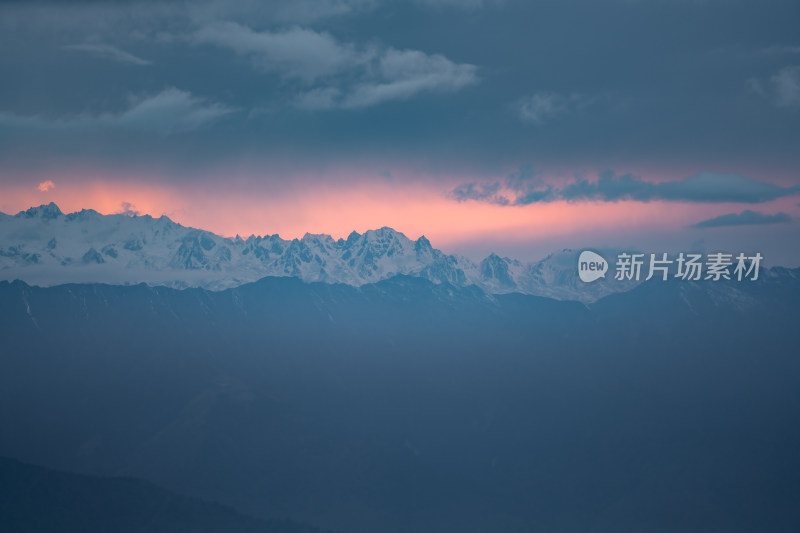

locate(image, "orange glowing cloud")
(37, 180), (55, 192)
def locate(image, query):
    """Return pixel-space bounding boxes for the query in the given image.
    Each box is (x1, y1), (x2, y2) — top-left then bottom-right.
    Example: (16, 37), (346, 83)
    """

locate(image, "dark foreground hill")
(0, 456), (330, 533)
(0, 271), (799, 532)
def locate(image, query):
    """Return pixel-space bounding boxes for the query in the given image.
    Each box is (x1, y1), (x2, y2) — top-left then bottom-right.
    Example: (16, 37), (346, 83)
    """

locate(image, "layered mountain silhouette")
(1, 271), (798, 533)
(0, 203), (636, 302)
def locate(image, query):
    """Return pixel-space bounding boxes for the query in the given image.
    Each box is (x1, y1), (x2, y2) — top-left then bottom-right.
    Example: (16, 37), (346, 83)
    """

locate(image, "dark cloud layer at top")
(0, 0), (799, 176)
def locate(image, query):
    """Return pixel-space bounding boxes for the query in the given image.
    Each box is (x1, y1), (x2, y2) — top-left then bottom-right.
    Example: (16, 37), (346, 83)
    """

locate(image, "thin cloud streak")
(63, 43), (152, 66)
(0, 88), (234, 135)
(692, 210), (792, 228)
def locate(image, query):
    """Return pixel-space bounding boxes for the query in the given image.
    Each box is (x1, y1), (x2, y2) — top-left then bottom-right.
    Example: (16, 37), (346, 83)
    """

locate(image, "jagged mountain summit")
(0, 203), (632, 301)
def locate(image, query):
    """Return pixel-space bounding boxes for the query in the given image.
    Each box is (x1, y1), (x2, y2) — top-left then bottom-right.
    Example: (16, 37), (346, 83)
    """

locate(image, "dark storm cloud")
(190, 21), (479, 109)
(451, 170), (800, 205)
(558, 172), (800, 204)
(692, 210), (792, 228)
(450, 181), (510, 205)
(191, 22), (371, 82)
(0, 0), (799, 174)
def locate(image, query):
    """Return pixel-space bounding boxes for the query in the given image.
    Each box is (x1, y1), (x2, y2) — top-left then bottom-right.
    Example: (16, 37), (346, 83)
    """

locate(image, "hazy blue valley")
(1, 268), (799, 532)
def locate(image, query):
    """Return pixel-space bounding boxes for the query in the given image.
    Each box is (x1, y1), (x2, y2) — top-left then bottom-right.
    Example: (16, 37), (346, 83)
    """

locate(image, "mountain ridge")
(0, 203), (635, 302)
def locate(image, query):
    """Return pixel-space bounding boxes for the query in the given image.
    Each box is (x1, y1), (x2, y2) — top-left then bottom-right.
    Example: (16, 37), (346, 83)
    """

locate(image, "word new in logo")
(578, 251), (608, 283)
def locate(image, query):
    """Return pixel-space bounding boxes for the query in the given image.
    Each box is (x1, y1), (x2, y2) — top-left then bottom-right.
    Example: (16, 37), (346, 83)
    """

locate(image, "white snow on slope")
(0, 203), (636, 302)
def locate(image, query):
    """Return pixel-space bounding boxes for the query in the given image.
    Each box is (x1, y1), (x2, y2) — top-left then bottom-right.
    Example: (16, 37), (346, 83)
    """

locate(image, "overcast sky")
(1, 0), (799, 263)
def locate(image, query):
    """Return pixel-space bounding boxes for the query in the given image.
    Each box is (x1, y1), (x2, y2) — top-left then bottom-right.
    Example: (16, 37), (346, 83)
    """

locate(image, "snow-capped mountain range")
(0, 203), (636, 302)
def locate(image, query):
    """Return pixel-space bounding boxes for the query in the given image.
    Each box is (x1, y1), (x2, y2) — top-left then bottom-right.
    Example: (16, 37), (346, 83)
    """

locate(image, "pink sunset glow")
(4, 169), (798, 262)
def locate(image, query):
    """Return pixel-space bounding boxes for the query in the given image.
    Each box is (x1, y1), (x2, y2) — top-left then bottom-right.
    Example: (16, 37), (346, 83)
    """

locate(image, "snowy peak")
(415, 235), (433, 253)
(480, 254), (516, 288)
(15, 202), (63, 220)
(1, 203), (634, 301)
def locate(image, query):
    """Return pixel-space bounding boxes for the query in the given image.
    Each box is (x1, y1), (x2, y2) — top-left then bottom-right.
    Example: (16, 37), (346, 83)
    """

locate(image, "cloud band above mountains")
(452, 170), (800, 205)
(692, 210), (792, 228)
